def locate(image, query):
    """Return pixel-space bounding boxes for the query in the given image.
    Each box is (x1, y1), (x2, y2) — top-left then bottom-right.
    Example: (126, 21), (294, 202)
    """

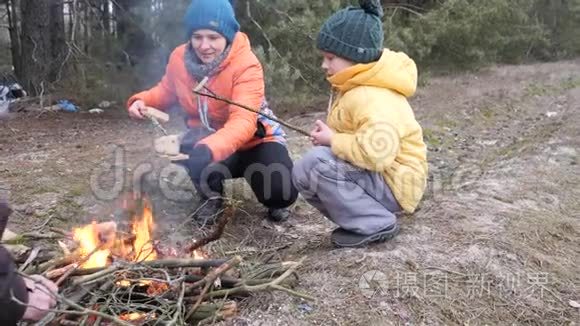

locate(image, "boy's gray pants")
(292, 147), (401, 235)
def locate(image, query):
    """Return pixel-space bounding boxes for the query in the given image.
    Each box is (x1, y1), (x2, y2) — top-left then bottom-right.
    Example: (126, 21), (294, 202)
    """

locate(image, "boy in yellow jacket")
(293, 0), (428, 247)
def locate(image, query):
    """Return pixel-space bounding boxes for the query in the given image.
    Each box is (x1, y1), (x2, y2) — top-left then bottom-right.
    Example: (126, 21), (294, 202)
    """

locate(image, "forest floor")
(1, 59), (579, 325)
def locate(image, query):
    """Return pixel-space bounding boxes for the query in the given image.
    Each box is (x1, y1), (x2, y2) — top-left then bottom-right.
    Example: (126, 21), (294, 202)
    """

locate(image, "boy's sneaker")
(193, 198), (224, 226)
(267, 207), (290, 222)
(331, 224), (400, 248)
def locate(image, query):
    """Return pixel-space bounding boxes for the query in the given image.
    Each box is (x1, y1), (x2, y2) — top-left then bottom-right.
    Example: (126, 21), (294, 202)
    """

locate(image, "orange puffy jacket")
(127, 32), (285, 162)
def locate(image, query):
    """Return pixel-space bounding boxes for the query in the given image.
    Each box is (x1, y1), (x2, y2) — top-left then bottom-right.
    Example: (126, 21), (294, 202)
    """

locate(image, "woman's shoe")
(267, 207), (290, 222)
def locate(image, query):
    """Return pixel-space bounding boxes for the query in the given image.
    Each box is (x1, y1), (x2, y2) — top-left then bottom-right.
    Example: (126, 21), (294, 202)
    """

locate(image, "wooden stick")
(182, 258), (242, 295)
(186, 206), (235, 254)
(1, 232), (63, 244)
(183, 275), (298, 289)
(49, 227), (71, 237)
(167, 274), (186, 326)
(46, 245), (103, 282)
(245, 261), (297, 279)
(191, 257), (314, 302)
(71, 265), (121, 286)
(192, 89), (311, 137)
(185, 301), (237, 323)
(185, 256), (242, 320)
(78, 280), (115, 325)
(45, 263), (77, 279)
(55, 264), (81, 286)
(27, 253), (80, 274)
(18, 247), (42, 272)
(71, 258), (230, 277)
(16, 250), (53, 265)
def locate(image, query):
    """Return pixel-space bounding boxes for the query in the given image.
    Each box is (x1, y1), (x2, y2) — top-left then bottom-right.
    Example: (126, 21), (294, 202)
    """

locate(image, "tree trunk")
(19, 0), (51, 95)
(102, 0), (111, 52)
(49, 0), (67, 82)
(68, 0), (74, 41)
(102, 0), (110, 35)
(6, 0), (22, 79)
(83, 1), (90, 53)
(115, 0), (154, 66)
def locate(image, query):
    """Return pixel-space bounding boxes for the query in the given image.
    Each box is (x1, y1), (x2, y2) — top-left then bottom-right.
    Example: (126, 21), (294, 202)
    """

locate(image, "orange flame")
(192, 248), (208, 260)
(72, 197), (157, 269)
(72, 222), (115, 269)
(72, 195), (195, 301)
(132, 202), (156, 262)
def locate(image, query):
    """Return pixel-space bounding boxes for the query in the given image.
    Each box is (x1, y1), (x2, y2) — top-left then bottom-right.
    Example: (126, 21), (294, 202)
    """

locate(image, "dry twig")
(186, 206), (235, 254)
(185, 256), (242, 320)
(193, 257), (313, 302)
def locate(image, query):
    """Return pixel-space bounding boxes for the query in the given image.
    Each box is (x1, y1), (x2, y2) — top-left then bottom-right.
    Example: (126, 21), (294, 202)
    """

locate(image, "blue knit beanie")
(317, 0), (384, 63)
(183, 0), (240, 43)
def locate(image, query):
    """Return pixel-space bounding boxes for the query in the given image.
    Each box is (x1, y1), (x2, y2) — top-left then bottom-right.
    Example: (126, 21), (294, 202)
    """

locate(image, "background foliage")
(1, 0), (579, 110)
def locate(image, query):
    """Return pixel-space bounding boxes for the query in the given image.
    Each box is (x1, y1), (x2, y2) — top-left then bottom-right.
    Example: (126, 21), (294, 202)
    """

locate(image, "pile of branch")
(20, 254), (309, 325)
(16, 206), (312, 325)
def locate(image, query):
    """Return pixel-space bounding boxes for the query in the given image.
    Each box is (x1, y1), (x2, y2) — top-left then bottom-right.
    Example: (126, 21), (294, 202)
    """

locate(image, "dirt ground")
(1, 59), (579, 325)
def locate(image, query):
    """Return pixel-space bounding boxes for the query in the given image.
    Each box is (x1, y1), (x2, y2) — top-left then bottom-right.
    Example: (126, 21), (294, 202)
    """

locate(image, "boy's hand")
(310, 120), (334, 146)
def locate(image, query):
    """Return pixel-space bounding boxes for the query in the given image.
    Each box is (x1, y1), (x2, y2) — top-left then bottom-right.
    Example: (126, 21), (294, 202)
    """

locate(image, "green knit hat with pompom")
(317, 0), (384, 63)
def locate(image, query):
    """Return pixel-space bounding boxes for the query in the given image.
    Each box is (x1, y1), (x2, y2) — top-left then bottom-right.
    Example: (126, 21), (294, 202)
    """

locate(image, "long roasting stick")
(192, 88), (311, 137)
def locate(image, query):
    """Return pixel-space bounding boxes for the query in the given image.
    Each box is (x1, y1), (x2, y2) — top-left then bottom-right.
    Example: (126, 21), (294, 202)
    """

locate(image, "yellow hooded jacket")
(327, 49), (428, 213)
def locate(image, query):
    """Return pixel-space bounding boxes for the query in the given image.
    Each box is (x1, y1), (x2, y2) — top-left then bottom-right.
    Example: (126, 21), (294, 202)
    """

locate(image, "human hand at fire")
(22, 275), (58, 321)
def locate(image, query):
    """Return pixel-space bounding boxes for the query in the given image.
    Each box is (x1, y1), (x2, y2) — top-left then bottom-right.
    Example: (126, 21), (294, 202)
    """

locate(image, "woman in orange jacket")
(127, 0), (298, 225)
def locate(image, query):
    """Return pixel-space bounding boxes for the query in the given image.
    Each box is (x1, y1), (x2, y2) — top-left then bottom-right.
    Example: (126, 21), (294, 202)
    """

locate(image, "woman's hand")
(128, 100), (146, 119)
(22, 275), (58, 321)
(179, 144), (213, 178)
(310, 120), (334, 146)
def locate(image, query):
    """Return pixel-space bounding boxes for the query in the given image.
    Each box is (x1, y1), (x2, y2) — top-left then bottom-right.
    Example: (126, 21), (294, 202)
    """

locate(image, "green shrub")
(388, 0), (549, 69)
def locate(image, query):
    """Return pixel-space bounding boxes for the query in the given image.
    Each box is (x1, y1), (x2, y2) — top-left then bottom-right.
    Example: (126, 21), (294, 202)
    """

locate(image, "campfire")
(19, 194), (311, 325)
(71, 197), (161, 269)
